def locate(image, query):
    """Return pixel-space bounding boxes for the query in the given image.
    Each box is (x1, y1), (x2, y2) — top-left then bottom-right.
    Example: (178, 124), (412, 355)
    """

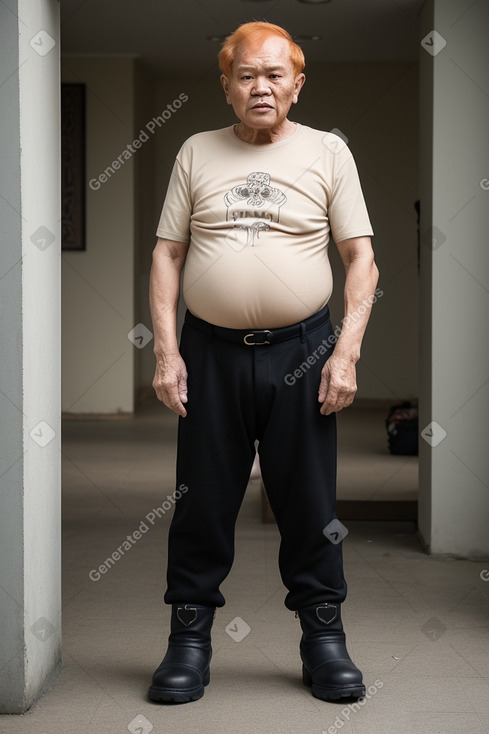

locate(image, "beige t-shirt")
(156, 123), (373, 328)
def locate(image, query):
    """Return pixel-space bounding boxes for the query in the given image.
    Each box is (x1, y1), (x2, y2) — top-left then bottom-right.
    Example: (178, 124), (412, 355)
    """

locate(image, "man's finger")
(166, 390), (187, 417)
(156, 379), (187, 417)
(178, 373), (188, 404)
(320, 398), (337, 415)
(320, 385), (356, 415)
(318, 370), (330, 402)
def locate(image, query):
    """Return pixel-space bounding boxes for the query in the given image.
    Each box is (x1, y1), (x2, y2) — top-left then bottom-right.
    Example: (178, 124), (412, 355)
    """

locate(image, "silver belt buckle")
(243, 330), (272, 346)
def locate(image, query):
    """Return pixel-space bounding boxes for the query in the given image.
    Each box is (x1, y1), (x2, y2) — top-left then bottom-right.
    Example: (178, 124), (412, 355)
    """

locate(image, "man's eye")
(270, 74), (281, 80)
(241, 75), (253, 81)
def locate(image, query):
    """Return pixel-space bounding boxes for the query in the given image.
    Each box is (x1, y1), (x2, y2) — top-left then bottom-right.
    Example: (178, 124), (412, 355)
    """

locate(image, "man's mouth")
(252, 103), (273, 109)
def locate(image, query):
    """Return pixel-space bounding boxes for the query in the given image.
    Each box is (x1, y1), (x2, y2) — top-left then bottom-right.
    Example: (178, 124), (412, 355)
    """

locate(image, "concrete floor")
(336, 406), (418, 502)
(3, 404), (489, 734)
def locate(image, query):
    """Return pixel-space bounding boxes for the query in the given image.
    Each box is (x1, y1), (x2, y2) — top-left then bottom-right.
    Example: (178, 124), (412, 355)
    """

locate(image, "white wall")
(0, 0), (61, 712)
(419, 0), (489, 555)
(143, 61), (419, 402)
(61, 58), (136, 415)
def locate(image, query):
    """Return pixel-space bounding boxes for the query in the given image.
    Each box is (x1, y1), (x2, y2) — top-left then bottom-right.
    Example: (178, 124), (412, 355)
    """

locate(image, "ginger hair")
(218, 21), (305, 77)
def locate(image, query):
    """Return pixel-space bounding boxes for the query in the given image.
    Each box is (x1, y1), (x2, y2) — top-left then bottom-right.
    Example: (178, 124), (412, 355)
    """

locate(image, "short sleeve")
(328, 147), (373, 243)
(155, 157), (192, 243)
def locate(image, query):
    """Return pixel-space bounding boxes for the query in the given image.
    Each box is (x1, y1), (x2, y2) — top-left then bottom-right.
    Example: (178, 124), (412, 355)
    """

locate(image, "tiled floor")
(3, 404), (488, 734)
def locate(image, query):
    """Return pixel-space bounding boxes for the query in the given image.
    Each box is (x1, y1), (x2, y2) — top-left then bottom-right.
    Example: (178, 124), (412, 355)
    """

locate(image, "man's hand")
(153, 352), (188, 417)
(318, 353), (357, 415)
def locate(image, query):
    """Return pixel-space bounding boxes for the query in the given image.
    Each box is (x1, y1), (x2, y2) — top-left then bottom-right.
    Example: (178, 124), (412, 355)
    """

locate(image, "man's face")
(220, 36), (305, 131)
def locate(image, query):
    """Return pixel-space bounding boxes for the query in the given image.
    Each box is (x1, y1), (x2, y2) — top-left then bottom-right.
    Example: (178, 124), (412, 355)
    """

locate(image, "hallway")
(4, 405), (489, 734)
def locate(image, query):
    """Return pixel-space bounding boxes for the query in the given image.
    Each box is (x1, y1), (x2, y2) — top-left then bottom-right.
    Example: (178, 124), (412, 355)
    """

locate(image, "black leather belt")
(184, 304), (330, 346)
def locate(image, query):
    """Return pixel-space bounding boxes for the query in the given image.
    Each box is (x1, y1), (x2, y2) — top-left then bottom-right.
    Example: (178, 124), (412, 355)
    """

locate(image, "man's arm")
(150, 237), (190, 417)
(318, 235), (379, 415)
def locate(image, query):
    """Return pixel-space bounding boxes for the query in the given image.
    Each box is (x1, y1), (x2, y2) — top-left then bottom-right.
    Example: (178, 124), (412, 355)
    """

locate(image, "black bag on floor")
(385, 402), (418, 455)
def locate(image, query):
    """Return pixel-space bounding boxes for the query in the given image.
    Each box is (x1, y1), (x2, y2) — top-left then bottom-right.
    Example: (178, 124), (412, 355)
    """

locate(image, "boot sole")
(148, 669), (210, 704)
(302, 665), (366, 701)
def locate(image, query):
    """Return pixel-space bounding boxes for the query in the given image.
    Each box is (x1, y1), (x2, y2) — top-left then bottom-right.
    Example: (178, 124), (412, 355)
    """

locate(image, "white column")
(0, 0), (61, 712)
(419, 0), (489, 555)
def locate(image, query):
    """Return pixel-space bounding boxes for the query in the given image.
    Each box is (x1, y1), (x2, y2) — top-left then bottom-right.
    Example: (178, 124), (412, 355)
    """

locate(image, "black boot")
(148, 604), (215, 703)
(297, 602), (365, 701)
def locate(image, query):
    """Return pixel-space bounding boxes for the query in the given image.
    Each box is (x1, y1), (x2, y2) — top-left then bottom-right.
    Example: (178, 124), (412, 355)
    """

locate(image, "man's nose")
(252, 77), (271, 95)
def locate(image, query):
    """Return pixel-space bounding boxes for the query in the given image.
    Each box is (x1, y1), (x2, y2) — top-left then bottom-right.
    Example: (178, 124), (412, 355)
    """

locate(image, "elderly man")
(148, 21), (378, 704)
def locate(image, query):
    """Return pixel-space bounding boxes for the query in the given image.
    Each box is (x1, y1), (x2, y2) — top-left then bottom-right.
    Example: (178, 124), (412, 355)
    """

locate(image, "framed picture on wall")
(61, 83), (86, 251)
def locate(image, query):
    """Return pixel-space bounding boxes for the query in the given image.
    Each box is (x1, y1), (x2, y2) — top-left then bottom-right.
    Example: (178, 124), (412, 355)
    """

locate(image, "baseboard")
(337, 500), (418, 522)
(62, 412), (134, 421)
(351, 398), (418, 409)
(260, 485), (417, 524)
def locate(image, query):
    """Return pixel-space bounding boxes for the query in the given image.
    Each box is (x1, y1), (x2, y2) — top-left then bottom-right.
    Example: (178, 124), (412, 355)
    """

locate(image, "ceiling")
(60, 0), (425, 77)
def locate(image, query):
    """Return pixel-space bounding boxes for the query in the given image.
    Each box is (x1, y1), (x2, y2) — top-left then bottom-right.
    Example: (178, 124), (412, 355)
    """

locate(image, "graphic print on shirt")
(224, 172), (287, 247)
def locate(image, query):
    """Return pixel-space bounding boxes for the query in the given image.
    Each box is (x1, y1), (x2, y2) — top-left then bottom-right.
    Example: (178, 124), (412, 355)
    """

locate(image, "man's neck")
(233, 120), (296, 145)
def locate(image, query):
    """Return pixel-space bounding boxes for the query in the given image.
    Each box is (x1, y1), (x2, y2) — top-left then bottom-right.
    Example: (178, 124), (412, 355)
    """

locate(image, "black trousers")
(164, 305), (347, 611)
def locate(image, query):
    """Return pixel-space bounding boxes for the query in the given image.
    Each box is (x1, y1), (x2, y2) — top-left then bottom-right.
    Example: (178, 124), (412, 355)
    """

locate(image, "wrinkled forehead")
(232, 35), (294, 73)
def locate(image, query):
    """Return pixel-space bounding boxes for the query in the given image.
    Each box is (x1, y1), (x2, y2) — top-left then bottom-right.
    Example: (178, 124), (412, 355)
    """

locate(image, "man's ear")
(292, 73), (306, 104)
(220, 74), (232, 104)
